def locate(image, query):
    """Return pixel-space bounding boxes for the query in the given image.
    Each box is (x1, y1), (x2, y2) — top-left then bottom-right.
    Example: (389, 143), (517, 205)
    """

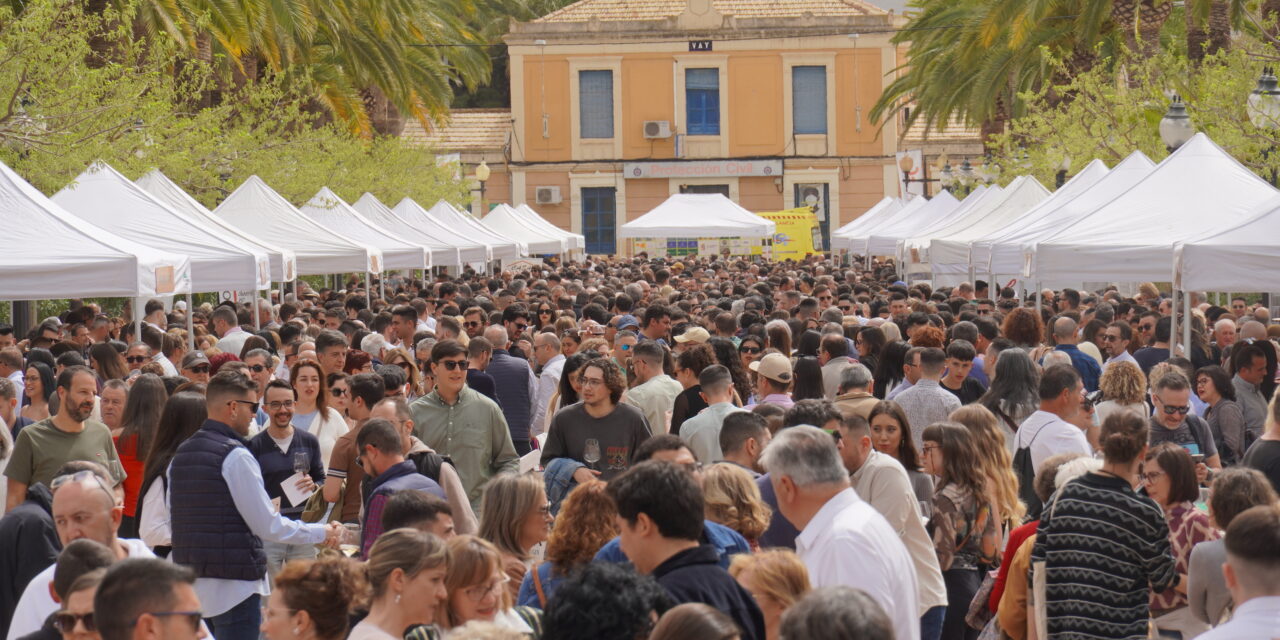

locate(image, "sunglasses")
(53, 612), (95, 632)
(739, 346), (761, 354)
(437, 359), (467, 371)
(1159, 404), (1190, 415)
(248, 364), (268, 373)
(187, 364), (210, 374)
(330, 387), (346, 397)
(233, 399), (261, 414)
(138, 611), (202, 632)
(126, 356), (148, 364)
(463, 321), (481, 328)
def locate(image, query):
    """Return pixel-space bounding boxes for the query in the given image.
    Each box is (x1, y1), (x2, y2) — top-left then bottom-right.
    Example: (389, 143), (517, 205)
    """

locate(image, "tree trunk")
(1187, 1), (1210, 64)
(1265, 0), (1280, 37)
(1135, 0), (1173, 57)
(361, 85), (406, 137)
(1207, 0), (1232, 55)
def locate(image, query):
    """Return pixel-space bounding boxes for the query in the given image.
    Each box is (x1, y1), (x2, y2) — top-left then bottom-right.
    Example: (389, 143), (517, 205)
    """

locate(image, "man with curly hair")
(541, 357), (651, 483)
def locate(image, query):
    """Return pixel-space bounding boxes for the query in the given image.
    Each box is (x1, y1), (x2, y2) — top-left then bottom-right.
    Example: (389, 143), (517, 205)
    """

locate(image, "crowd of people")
(0, 255), (1279, 640)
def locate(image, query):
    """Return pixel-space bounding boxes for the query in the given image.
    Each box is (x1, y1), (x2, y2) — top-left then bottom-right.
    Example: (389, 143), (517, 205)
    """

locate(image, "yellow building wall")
(727, 55), (785, 156)
(625, 178), (670, 222)
(834, 49), (888, 157)
(739, 176), (785, 213)
(520, 58), (573, 163)
(621, 57), (677, 158)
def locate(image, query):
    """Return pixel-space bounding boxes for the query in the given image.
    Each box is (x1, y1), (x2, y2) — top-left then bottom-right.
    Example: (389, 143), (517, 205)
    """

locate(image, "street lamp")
(474, 160), (491, 213)
(955, 158), (976, 196)
(1247, 67), (1280, 186)
(977, 155), (1001, 185)
(1159, 95), (1195, 152)
(1055, 154), (1072, 188)
(938, 159), (955, 191)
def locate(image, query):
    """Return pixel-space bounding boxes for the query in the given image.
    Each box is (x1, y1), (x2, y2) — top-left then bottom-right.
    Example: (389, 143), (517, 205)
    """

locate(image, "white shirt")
(532, 354), (565, 438)
(1014, 410), (1092, 472)
(851, 450), (948, 613)
(796, 487), (921, 640)
(140, 480), (171, 548)
(216, 326), (250, 359)
(151, 352), (179, 377)
(1197, 595), (1280, 640)
(1103, 349), (1138, 371)
(7, 539), (154, 640)
(679, 402), (746, 464)
(7, 370), (23, 406)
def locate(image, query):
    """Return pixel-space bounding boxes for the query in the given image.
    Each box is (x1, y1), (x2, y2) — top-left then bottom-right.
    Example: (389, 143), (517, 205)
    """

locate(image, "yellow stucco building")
(412, 0), (912, 255)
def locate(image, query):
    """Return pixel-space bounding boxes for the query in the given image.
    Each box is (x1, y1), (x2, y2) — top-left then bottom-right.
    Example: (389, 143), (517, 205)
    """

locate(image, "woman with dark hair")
(21, 362), (56, 422)
(709, 337), (752, 407)
(739, 335), (766, 400)
(1001, 308), (1044, 350)
(254, 329), (279, 355)
(343, 350), (373, 375)
(1143, 443), (1219, 638)
(238, 335), (270, 360)
(138, 391), (208, 555)
(873, 341), (909, 399)
(88, 342), (129, 382)
(291, 359), (348, 471)
(978, 348), (1041, 451)
(517, 482), (620, 608)
(868, 400), (933, 514)
(326, 372), (354, 430)
(794, 330), (822, 358)
(534, 302), (557, 331)
(921, 422), (1001, 640)
(790, 357), (825, 402)
(1196, 364), (1247, 466)
(560, 329), (581, 357)
(114, 374), (167, 538)
(856, 326), (886, 374)
(671, 343), (717, 432)
(1032, 411), (1178, 640)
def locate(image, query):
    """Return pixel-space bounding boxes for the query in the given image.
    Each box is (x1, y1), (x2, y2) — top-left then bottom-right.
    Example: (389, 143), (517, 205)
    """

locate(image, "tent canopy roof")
(351, 193), (462, 268)
(300, 187), (427, 270)
(861, 189), (961, 255)
(0, 159), (190, 299)
(425, 200), (527, 259)
(483, 204), (568, 254)
(390, 198), (497, 264)
(214, 176), (380, 275)
(53, 162), (267, 292)
(137, 169), (297, 282)
(515, 204), (585, 250)
(1178, 192), (1280, 290)
(618, 193), (776, 238)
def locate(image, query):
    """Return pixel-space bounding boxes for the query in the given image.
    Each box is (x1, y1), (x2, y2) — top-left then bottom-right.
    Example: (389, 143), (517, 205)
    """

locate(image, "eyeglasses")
(232, 399), (261, 414)
(464, 575), (511, 601)
(922, 444), (941, 454)
(330, 387), (346, 397)
(580, 377), (606, 387)
(265, 400), (295, 411)
(739, 346), (761, 354)
(1159, 404), (1190, 415)
(437, 359), (467, 371)
(1139, 324), (1155, 332)
(1101, 335), (1121, 342)
(126, 356), (148, 364)
(248, 364), (268, 373)
(53, 612), (95, 632)
(133, 611), (203, 632)
(537, 501), (552, 516)
(394, 361), (413, 371)
(187, 364), (210, 374)
(1141, 470), (1165, 484)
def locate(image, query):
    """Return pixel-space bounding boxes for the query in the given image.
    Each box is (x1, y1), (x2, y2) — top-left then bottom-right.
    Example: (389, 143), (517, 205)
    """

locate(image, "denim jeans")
(204, 593), (260, 640)
(264, 539), (318, 581)
(920, 604), (948, 640)
(943, 567), (983, 640)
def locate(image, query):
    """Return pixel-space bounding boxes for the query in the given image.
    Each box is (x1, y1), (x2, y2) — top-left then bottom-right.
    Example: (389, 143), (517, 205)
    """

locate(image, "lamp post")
(1159, 95), (1195, 152)
(1055, 154), (1072, 188)
(474, 160), (491, 214)
(938, 158), (955, 193)
(898, 154), (940, 197)
(1247, 67), (1280, 186)
(954, 157), (976, 197)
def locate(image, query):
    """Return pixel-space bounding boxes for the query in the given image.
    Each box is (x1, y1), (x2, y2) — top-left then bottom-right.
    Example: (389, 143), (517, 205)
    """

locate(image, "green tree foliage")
(985, 46), (1280, 187)
(0, 0), (467, 211)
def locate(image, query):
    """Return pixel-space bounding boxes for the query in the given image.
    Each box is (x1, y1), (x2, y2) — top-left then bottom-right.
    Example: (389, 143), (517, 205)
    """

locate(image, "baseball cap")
(180, 351), (210, 370)
(749, 352), (792, 384)
(674, 327), (710, 344)
(615, 314), (640, 331)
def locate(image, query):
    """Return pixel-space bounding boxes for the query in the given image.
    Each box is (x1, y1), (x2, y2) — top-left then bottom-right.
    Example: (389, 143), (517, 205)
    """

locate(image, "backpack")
(1013, 423), (1047, 522)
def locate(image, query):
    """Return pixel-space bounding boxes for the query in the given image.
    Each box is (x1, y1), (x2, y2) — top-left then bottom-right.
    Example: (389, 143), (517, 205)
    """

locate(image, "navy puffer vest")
(170, 420), (266, 581)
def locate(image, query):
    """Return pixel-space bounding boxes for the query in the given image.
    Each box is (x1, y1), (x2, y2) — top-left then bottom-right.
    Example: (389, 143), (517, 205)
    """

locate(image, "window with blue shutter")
(581, 187), (617, 255)
(579, 70), (614, 139)
(792, 66), (827, 135)
(685, 68), (720, 136)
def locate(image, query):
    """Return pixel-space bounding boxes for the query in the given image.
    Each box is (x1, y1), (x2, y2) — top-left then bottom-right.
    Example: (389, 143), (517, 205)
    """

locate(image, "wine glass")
(340, 523), (361, 557)
(292, 451), (309, 475)
(583, 439), (601, 469)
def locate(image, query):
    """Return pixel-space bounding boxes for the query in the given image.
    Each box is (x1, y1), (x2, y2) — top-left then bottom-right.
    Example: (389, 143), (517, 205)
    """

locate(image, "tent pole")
(365, 272), (372, 310)
(1170, 289), (1180, 358)
(1183, 291), (1192, 359)
(253, 289), (262, 332)
(1034, 281), (1042, 317)
(379, 275), (385, 303)
(134, 296), (142, 344)
(186, 293), (194, 351)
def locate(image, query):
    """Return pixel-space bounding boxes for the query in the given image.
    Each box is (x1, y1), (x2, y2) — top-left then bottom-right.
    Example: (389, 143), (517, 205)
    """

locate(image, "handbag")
(966, 568), (1000, 630)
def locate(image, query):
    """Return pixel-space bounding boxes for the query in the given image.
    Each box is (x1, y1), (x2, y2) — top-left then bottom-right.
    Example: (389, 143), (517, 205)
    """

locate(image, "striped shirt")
(1031, 472), (1177, 640)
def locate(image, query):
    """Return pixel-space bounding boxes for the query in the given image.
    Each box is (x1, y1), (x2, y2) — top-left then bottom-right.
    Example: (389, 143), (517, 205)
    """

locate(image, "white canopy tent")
(53, 162), (267, 293)
(215, 176), (381, 275)
(351, 193), (462, 268)
(482, 204), (569, 254)
(425, 200), (527, 259)
(860, 189), (962, 256)
(918, 176), (1055, 286)
(904, 182), (1014, 256)
(618, 193), (776, 238)
(982, 152), (1156, 282)
(0, 159), (190, 299)
(1033, 134), (1278, 284)
(300, 187), (429, 271)
(391, 198), (497, 264)
(1177, 193), (1280, 290)
(831, 197), (903, 251)
(137, 169), (298, 283)
(516, 204), (585, 251)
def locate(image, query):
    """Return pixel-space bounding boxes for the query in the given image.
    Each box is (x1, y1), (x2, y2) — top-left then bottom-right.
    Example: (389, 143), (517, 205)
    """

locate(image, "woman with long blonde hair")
(703, 463), (772, 550)
(949, 404), (1025, 527)
(426, 536), (542, 637)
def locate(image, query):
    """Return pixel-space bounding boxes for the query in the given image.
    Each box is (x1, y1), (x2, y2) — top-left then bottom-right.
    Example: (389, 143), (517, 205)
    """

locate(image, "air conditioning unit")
(643, 120), (673, 139)
(535, 186), (562, 205)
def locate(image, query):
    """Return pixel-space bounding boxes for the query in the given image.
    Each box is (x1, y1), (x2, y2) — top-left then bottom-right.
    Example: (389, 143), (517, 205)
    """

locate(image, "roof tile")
(536, 0), (885, 23)
(403, 109), (512, 152)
